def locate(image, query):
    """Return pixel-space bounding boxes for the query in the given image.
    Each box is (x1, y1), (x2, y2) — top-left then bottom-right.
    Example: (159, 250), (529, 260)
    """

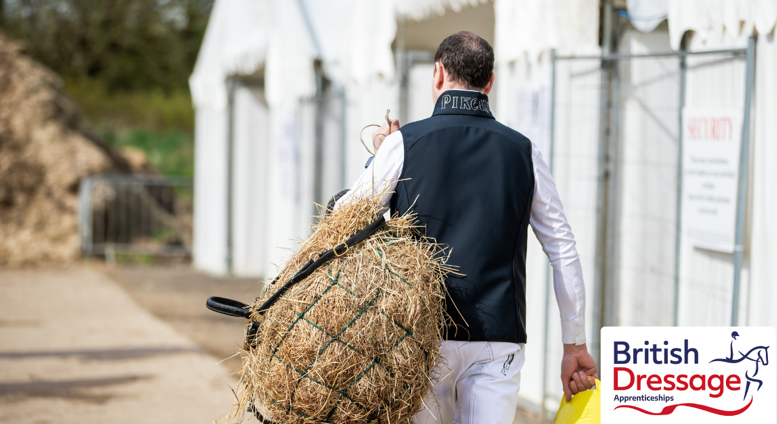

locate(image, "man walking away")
(337, 31), (598, 424)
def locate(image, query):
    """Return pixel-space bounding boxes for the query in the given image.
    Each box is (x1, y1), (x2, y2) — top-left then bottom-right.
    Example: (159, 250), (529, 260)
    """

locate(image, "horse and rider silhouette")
(709, 331), (770, 400)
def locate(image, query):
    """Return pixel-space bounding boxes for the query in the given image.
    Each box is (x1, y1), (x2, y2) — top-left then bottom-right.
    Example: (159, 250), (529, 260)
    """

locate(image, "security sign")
(601, 327), (776, 423)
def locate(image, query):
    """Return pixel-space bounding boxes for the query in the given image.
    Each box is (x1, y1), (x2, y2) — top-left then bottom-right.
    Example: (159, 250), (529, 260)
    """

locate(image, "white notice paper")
(681, 109), (743, 253)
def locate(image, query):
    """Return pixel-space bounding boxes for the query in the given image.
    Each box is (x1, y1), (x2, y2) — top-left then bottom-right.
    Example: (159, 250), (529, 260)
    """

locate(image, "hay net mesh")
(225, 191), (452, 424)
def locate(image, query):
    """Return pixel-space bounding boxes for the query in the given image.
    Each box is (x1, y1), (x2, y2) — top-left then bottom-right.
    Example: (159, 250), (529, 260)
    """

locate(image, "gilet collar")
(432, 89), (494, 119)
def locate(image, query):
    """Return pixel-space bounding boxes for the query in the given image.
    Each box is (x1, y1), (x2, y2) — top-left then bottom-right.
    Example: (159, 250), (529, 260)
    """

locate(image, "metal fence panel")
(548, 34), (750, 418)
(616, 53), (683, 327)
(679, 51), (749, 326)
(79, 174), (193, 258)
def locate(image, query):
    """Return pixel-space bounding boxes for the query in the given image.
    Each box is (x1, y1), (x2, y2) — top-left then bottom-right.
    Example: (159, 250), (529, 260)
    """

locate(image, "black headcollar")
(432, 90), (494, 119)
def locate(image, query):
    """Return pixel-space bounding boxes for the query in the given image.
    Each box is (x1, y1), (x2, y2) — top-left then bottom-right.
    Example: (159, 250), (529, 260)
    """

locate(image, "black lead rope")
(205, 215), (386, 319)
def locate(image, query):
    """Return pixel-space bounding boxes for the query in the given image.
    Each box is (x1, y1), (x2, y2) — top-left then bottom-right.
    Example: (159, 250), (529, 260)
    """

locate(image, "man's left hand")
(560, 343), (598, 401)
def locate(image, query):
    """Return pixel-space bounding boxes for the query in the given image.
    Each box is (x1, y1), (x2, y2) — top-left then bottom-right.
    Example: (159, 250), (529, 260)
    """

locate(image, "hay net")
(226, 190), (451, 424)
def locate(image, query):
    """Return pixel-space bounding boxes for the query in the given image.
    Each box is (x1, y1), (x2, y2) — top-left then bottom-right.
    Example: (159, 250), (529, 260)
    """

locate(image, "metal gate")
(538, 35), (755, 416)
(78, 174), (193, 259)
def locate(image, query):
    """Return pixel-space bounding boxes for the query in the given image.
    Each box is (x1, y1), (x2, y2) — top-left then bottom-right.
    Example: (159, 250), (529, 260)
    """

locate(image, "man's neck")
(446, 87), (484, 94)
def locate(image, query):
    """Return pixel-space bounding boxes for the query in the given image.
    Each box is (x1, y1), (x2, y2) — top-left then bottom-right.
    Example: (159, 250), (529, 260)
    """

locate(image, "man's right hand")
(371, 119), (400, 153)
(560, 343), (599, 401)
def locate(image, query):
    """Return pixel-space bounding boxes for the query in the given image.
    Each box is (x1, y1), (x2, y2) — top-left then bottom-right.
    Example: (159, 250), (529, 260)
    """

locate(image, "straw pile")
(229, 191), (451, 424)
(0, 31), (193, 264)
(0, 31), (134, 265)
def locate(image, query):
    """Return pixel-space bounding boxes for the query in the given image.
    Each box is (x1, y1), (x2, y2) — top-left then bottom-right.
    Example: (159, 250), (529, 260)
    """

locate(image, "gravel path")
(0, 266), (238, 424)
(104, 264), (262, 374)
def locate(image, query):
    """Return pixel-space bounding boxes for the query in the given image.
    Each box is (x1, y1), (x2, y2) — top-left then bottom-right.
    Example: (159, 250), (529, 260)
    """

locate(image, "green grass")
(64, 77), (195, 132)
(100, 127), (195, 177)
(63, 77), (196, 177)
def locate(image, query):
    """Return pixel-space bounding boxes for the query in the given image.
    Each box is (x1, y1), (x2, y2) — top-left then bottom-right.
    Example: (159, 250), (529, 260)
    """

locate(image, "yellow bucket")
(553, 379), (601, 424)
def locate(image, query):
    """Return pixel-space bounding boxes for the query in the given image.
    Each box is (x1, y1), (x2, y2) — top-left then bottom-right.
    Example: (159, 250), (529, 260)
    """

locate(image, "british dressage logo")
(601, 327), (776, 424)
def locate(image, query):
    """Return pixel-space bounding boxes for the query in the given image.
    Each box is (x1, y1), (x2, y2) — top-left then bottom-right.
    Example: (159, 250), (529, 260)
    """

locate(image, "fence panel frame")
(542, 41), (753, 418)
(79, 173), (194, 258)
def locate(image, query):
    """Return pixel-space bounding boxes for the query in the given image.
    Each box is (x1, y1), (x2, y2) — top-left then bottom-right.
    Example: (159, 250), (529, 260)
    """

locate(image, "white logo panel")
(601, 327), (776, 424)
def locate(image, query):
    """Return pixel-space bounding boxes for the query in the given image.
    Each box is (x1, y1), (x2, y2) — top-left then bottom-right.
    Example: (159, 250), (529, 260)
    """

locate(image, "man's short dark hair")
(434, 31), (494, 90)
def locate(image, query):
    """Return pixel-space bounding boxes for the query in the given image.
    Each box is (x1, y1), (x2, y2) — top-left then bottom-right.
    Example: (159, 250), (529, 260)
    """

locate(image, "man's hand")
(561, 343), (598, 401)
(371, 119), (400, 153)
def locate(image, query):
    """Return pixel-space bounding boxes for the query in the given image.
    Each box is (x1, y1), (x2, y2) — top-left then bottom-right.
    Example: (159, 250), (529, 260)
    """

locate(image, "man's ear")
(482, 72), (496, 95)
(434, 62), (446, 90)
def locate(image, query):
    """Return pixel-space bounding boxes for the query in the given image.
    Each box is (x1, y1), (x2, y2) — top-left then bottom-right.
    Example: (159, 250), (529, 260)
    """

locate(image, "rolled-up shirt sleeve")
(335, 130), (405, 211)
(529, 142), (587, 345)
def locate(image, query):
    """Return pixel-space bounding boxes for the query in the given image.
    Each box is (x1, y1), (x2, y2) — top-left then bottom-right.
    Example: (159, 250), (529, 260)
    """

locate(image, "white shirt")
(337, 129), (587, 345)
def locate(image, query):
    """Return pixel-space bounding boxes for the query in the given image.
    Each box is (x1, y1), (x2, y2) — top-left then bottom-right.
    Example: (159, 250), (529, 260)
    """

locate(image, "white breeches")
(413, 341), (526, 424)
